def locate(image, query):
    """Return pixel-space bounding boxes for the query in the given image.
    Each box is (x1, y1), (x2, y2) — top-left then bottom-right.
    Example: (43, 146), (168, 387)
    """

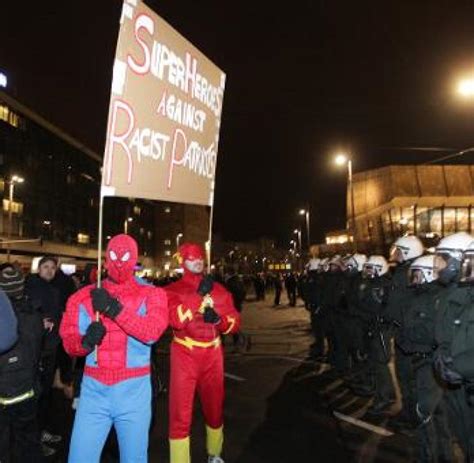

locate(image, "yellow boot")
(206, 425), (224, 458)
(170, 437), (190, 463)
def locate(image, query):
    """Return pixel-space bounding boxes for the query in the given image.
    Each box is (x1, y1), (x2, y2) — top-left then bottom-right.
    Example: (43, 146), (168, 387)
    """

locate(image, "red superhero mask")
(178, 242), (205, 275)
(105, 234), (138, 284)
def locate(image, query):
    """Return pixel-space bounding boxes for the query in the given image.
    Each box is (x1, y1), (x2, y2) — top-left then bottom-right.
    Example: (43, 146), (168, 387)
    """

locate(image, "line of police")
(304, 231), (474, 462)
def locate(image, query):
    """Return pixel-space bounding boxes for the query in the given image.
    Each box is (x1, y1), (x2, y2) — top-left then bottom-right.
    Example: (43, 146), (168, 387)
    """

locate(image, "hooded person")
(165, 242), (241, 463)
(59, 234), (169, 463)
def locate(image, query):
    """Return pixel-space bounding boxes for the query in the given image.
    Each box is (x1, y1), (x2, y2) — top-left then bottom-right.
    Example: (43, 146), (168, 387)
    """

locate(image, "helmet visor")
(362, 263), (378, 278)
(408, 268), (426, 286)
(389, 245), (405, 263)
(434, 251), (451, 278)
(460, 252), (474, 284)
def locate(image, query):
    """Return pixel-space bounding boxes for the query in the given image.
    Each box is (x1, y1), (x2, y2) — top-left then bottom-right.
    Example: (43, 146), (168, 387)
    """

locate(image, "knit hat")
(0, 265), (25, 299)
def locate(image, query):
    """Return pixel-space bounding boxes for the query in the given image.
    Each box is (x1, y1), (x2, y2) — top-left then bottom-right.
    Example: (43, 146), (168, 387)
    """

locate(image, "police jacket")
(434, 284), (474, 380)
(357, 274), (391, 322)
(397, 282), (441, 355)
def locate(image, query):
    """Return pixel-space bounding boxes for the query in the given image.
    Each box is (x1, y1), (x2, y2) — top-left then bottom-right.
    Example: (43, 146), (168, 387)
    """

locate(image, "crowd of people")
(303, 232), (474, 462)
(5, 230), (474, 462)
(0, 236), (242, 463)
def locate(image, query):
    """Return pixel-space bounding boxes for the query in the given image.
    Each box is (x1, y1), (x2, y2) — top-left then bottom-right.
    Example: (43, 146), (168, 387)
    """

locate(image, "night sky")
(2, 1), (474, 246)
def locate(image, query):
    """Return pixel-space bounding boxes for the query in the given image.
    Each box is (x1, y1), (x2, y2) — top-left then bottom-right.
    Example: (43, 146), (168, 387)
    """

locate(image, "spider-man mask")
(105, 234), (138, 284)
(179, 242), (205, 275)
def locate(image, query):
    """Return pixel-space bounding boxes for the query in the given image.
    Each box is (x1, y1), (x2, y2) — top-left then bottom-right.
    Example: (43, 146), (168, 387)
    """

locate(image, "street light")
(176, 232), (183, 251)
(298, 207), (311, 250)
(124, 217), (133, 234)
(457, 77), (474, 98)
(334, 153), (356, 251)
(8, 175), (24, 238)
(293, 228), (302, 253)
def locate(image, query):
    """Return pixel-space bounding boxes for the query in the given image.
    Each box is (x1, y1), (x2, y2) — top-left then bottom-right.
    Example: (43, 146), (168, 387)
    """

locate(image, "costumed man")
(60, 234), (169, 463)
(166, 242), (241, 463)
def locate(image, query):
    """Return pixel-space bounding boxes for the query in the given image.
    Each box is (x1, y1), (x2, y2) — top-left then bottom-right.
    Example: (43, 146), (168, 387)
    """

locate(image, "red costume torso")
(166, 272), (240, 343)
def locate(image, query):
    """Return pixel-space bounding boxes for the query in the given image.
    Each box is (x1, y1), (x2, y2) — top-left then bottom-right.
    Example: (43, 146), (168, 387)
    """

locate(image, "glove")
(433, 353), (463, 385)
(91, 288), (122, 319)
(203, 306), (221, 324)
(198, 275), (214, 296)
(81, 321), (106, 352)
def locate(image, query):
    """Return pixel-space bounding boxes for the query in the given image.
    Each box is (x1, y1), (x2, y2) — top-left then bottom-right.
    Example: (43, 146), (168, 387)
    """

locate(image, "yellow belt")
(0, 389), (35, 406)
(173, 336), (221, 350)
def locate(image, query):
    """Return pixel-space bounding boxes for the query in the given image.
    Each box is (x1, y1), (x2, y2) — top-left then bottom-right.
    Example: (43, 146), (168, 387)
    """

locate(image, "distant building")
(347, 164), (474, 253)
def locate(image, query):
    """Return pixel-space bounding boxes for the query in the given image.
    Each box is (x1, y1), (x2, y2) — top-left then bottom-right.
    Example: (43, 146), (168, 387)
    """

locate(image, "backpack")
(0, 297), (43, 399)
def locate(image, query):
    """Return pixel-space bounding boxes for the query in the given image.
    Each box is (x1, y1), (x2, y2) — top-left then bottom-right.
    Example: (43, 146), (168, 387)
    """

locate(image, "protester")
(224, 267), (247, 350)
(25, 255), (63, 454)
(166, 242), (241, 463)
(0, 264), (44, 462)
(60, 234), (169, 462)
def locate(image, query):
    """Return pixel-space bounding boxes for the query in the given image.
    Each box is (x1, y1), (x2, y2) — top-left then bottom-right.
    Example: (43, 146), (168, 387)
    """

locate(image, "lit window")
(140, 227), (145, 236)
(147, 231), (153, 240)
(164, 207), (171, 213)
(134, 206), (141, 215)
(164, 250), (171, 256)
(164, 239), (171, 245)
(2, 199), (23, 214)
(77, 233), (90, 245)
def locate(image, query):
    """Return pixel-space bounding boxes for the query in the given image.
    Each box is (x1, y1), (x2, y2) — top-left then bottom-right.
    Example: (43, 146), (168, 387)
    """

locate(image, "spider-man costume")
(60, 234), (168, 463)
(165, 242), (241, 463)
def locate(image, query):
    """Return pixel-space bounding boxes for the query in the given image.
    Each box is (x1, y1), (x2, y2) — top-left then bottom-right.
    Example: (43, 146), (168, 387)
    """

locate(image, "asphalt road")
(45, 294), (453, 462)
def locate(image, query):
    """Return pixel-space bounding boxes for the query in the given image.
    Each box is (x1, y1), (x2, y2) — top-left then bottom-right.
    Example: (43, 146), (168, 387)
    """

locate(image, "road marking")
(321, 379), (344, 393)
(333, 411), (394, 437)
(327, 388), (350, 405)
(336, 396), (360, 411)
(224, 373), (246, 382)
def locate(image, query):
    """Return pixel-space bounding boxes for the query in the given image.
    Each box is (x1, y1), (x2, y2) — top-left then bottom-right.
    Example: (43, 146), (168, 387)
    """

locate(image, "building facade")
(347, 165), (474, 254)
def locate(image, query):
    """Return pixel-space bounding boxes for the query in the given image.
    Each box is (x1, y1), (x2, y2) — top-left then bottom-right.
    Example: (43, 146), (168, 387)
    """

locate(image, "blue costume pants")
(68, 375), (151, 463)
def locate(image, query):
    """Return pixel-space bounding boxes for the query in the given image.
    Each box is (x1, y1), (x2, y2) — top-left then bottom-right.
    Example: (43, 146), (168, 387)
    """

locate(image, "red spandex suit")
(165, 243), (241, 463)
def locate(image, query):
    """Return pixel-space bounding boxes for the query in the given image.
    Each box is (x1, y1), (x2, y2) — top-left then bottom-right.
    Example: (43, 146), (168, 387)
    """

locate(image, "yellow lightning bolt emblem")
(177, 305), (193, 323)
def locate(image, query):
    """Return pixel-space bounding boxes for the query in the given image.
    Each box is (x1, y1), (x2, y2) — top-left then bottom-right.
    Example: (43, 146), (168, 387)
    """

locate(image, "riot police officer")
(385, 235), (424, 427)
(399, 255), (453, 461)
(433, 232), (474, 461)
(356, 256), (395, 414)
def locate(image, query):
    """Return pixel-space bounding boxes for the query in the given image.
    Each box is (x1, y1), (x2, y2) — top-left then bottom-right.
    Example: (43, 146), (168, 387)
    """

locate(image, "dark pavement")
(44, 295), (450, 462)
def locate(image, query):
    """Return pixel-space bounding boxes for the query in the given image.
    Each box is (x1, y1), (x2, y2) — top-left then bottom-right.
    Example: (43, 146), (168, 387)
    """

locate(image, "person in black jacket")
(25, 256), (63, 449)
(0, 264), (44, 462)
(225, 269), (247, 349)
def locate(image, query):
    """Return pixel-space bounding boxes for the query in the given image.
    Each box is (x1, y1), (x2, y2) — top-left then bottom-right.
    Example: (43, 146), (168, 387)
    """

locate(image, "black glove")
(81, 321), (106, 352)
(91, 288), (122, 319)
(433, 353), (463, 385)
(203, 306), (221, 324)
(198, 275), (214, 296)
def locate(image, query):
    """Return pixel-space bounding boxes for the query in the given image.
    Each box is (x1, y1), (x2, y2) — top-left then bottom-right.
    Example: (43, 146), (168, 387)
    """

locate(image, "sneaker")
(41, 443), (57, 457)
(41, 430), (62, 444)
(208, 457), (224, 463)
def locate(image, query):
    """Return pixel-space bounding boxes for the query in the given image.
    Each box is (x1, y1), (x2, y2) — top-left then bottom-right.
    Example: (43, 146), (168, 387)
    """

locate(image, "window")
(77, 233), (90, 245)
(164, 250), (171, 256)
(456, 208), (469, 232)
(3, 199), (23, 214)
(164, 239), (171, 245)
(429, 208), (442, 235)
(164, 206), (171, 214)
(0, 105), (20, 128)
(147, 231), (153, 240)
(133, 206), (141, 215)
(444, 208), (456, 234)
